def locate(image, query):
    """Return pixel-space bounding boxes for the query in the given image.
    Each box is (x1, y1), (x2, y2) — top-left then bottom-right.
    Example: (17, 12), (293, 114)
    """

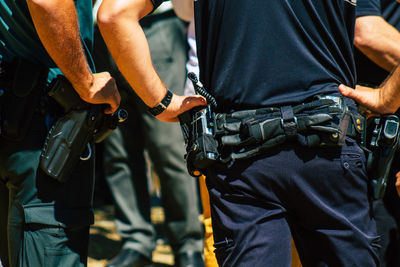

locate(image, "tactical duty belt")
(180, 94), (365, 177)
(214, 95), (364, 162)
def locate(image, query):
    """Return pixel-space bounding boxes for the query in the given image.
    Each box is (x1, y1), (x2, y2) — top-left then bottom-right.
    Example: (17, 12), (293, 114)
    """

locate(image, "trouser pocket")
(21, 225), (86, 267)
(19, 203), (92, 267)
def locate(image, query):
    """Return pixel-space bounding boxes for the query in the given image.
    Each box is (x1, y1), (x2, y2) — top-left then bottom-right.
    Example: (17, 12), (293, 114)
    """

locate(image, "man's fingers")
(396, 172), (400, 197)
(104, 84), (121, 114)
(181, 95), (207, 112)
(104, 105), (115, 114)
(104, 93), (121, 114)
(155, 94), (207, 122)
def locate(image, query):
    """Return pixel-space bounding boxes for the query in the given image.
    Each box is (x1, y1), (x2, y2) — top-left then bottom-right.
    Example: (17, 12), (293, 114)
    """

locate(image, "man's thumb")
(338, 84), (355, 97)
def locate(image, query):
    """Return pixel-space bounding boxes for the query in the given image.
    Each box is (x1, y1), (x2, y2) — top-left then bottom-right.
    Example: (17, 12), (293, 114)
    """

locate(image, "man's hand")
(74, 72), (121, 114)
(396, 172), (400, 197)
(155, 94), (207, 122)
(339, 84), (398, 114)
(340, 63), (400, 114)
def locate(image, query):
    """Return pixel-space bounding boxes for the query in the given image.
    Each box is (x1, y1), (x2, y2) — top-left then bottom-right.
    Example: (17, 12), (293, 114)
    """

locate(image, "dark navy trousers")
(206, 138), (379, 267)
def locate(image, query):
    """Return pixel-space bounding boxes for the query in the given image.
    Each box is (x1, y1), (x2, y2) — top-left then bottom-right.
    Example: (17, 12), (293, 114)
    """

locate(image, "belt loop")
(338, 111), (350, 145)
(280, 105), (297, 138)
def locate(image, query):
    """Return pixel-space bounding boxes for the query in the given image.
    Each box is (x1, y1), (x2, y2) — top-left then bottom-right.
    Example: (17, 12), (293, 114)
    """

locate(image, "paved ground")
(88, 205), (174, 267)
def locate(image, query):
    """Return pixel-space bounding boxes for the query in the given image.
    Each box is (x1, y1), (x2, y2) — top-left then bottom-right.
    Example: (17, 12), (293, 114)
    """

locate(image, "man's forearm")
(26, 0), (93, 96)
(379, 65), (400, 113)
(98, 0), (167, 108)
(355, 16), (400, 72)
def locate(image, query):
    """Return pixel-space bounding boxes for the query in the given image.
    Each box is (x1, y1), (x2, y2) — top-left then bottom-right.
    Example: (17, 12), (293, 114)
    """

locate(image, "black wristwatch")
(148, 89), (173, 116)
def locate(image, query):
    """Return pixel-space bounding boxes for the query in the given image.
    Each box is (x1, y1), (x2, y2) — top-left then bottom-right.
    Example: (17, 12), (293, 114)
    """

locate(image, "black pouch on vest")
(0, 58), (47, 141)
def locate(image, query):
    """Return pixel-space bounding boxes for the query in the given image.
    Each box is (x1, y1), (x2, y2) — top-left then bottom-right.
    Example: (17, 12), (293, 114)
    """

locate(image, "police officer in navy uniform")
(98, 0), (379, 266)
(352, 0), (400, 266)
(0, 0), (120, 266)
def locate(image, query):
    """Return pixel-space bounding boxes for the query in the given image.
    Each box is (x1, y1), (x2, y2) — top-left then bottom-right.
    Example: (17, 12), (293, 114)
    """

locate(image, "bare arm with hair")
(26, 0), (120, 113)
(97, 0), (205, 122)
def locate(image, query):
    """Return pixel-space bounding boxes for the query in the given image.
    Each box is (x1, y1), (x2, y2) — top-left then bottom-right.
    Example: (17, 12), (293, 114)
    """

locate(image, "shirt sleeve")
(356, 0), (382, 17)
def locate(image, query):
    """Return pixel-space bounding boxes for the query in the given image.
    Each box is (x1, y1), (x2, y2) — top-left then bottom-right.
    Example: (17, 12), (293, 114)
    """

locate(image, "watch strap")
(148, 89), (173, 116)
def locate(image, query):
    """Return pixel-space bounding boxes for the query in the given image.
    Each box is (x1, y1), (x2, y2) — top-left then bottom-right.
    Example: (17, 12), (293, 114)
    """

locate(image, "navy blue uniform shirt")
(194, 0), (357, 112)
(355, 0), (400, 86)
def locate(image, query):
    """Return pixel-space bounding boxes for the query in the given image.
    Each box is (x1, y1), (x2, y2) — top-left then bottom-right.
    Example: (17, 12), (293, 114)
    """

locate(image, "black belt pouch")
(0, 59), (47, 141)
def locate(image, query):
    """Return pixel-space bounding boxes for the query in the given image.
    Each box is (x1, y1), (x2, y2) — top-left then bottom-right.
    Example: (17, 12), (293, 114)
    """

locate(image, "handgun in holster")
(40, 75), (128, 183)
(178, 73), (219, 177)
(365, 114), (400, 199)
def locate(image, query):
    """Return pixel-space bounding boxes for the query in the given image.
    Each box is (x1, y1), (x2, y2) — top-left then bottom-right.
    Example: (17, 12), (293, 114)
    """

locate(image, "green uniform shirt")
(0, 0), (94, 80)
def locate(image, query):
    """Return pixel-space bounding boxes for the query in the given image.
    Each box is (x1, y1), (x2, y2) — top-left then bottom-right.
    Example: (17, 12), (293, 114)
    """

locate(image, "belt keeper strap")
(280, 106), (297, 138)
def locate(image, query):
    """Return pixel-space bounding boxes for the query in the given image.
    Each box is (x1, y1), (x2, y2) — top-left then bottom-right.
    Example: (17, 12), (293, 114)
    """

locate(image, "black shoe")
(174, 251), (205, 267)
(106, 248), (153, 267)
